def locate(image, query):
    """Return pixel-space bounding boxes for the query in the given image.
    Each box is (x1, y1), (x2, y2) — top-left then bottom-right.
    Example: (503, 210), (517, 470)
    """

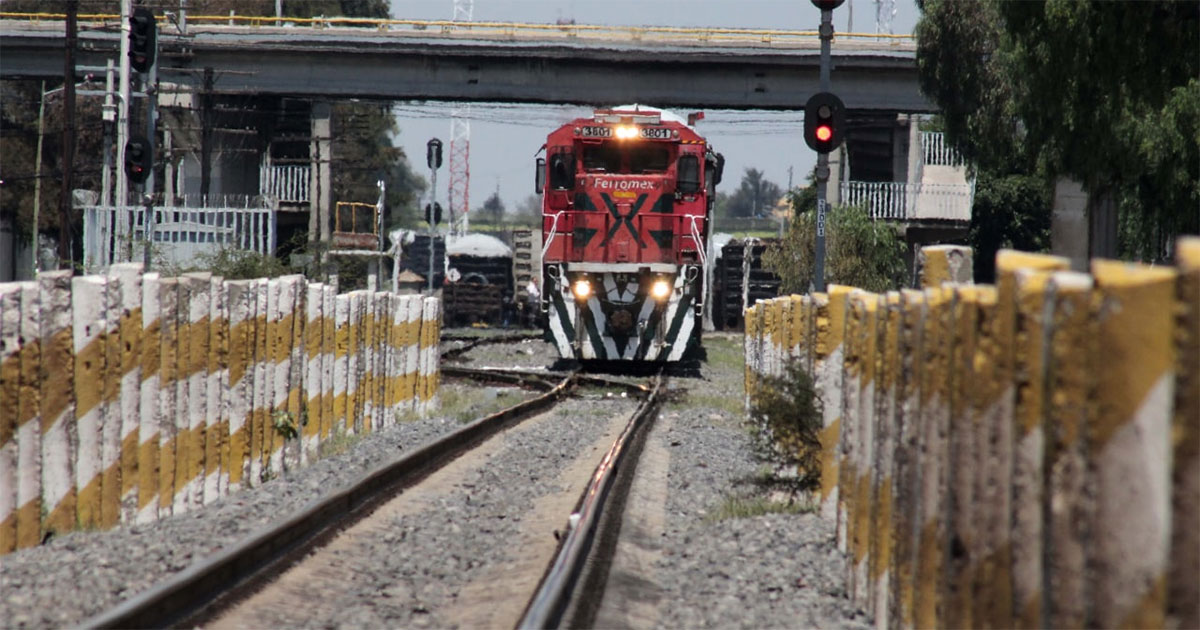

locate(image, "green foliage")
(968, 174), (1051, 282)
(192, 247), (293, 280)
(916, 0), (1199, 260)
(707, 494), (813, 523)
(719, 168), (784, 219)
(745, 359), (822, 495)
(475, 191), (507, 226)
(272, 410), (299, 440)
(763, 198), (906, 294)
(332, 102), (425, 230)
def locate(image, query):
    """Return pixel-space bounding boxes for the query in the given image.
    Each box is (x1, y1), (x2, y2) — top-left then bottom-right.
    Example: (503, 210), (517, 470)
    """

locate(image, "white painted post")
(137, 272), (161, 524)
(40, 270), (76, 538)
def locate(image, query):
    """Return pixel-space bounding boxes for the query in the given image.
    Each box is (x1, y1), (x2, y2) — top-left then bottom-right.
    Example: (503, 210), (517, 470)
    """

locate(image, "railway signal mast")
(808, 0), (847, 292)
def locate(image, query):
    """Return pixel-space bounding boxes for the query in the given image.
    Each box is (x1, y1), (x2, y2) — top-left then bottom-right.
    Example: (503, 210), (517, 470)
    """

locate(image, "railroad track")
(78, 365), (664, 629)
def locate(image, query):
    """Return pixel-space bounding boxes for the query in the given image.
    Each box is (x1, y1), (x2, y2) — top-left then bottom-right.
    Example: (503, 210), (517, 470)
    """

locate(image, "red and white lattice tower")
(447, 105), (471, 236)
(447, 0), (473, 236)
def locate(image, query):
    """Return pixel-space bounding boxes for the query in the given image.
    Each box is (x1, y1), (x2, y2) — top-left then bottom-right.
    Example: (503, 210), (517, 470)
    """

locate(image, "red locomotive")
(535, 106), (723, 362)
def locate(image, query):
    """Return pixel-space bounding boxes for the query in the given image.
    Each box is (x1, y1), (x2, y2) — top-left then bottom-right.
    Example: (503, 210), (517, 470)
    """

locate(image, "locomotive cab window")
(583, 145), (622, 172)
(677, 155), (701, 194)
(629, 146), (670, 173)
(549, 152), (575, 190)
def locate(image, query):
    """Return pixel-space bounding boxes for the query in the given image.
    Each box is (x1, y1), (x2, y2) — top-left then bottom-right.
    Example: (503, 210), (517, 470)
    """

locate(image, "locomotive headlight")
(572, 279), (592, 300)
(615, 125), (638, 140)
(650, 279), (672, 300)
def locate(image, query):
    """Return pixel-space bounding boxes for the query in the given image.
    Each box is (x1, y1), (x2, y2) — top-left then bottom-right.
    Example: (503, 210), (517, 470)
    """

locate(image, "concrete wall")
(744, 239), (1200, 630)
(0, 268), (441, 554)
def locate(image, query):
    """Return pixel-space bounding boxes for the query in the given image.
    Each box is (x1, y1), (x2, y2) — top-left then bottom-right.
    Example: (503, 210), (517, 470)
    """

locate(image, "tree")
(475, 191), (506, 226)
(968, 174), (1051, 282)
(763, 191), (907, 294)
(916, 0), (1199, 261)
(512, 194), (541, 228)
(722, 168), (783, 218)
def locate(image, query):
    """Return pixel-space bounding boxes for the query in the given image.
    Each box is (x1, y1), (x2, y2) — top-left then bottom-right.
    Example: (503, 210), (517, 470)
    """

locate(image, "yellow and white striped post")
(1011, 268), (1056, 628)
(0, 284), (21, 553)
(945, 284), (981, 630)
(790, 295), (810, 371)
(913, 285), (951, 630)
(15, 281), (41, 548)
(180, 273), (211, 512)
(917, 245), (973, 289)
(402, 295), (422, 413)
(303, 282), (326, 462)
(226, 281), (254, 492)
(108, 263), (143, 524)
(1170, 237), (1199, 630)
(743, 303), (759, 410)
(1043, 270), (1093, 628)
(813, 285), (852, 524)
(282, 276), (305, 471)
(362, 291), (378, 432)
(137, 273), (162, 523)
(71, 275), (108, 531)
(156, 277), (180, 516)
(990, 250), (1067, 626)
(333, 294), (351, 436)
(207, 276), (229, 502)
(419, 296), (440, 413)
(836, 291), (860, 557)
(249, 278), (269, 487)
(890, 289), (925, 630)
(320, 285), (336, 440)
(1089, 259), (1175, 629)
(266, 277), (287, 476)
(869, 292), (901, 628)
(849, 292), (879, 613)
(40, 270), (76, 538)
(347, 291), (364, 432)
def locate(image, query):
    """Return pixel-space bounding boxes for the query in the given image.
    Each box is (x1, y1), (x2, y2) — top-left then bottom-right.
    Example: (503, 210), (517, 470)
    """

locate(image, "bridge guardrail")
(0, 270), (441, 555)
(0, 12), (914, 47)
(743, 240), (1200, 630)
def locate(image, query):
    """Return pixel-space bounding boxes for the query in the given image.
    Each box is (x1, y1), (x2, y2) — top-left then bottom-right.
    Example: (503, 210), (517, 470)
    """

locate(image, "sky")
(388, 0), (921, 217)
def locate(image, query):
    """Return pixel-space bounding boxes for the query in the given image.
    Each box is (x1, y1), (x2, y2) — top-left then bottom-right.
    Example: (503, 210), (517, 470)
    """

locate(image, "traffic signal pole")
(814, 7), (833, 292)
(117, 0), (130, 221)
(142, 58), (157, 267)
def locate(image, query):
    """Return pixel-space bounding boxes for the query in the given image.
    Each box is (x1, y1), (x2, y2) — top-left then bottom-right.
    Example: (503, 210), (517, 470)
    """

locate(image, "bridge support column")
(309, 102), (332, 246)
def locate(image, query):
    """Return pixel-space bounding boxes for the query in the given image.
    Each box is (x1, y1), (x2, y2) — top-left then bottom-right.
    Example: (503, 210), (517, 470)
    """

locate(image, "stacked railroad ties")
(744, 241), (1199, 629)
(0, 267), (441, 554)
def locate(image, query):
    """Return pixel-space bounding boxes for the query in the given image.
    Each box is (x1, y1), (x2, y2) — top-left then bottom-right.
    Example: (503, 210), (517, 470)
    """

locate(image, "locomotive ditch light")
(572, 279), (592, 300)
(650, 279), (672, 300)
(615, 126), (638, 140)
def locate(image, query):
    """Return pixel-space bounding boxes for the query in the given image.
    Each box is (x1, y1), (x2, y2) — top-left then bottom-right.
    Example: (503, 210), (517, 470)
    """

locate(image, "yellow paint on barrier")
(1169, 238), (1200, 630)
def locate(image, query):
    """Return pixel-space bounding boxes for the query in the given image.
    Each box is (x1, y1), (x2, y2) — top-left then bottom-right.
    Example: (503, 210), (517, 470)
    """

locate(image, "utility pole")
(117, 0), (131, 228)
(32, 81), (46, 274)
(58, 0), (78, 270)
(142, 50), (158, 268)
(200, 67), (214, 199)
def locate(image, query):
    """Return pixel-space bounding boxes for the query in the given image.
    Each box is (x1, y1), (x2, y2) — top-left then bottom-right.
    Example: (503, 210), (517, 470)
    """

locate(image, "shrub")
(745, 358), (822, 494)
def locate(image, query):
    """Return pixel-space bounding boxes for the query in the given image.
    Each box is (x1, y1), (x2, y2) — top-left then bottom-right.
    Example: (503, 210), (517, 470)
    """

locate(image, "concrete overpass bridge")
(0, 14), (929, 111)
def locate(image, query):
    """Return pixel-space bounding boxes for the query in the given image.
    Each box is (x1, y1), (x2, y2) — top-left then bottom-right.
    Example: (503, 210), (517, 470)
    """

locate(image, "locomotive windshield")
(581, 143), (672, 174)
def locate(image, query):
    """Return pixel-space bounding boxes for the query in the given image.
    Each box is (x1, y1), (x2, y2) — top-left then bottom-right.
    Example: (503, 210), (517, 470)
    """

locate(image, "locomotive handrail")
(543, 211), (565, 260)
(686, 214), (708, 268)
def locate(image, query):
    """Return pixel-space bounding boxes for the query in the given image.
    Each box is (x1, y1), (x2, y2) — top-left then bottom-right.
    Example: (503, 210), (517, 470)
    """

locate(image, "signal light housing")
(804, 92), (846, 154)
(129, 7), (156, 74)
(124, 136), (153, 184)
(810, 0), (846, 9)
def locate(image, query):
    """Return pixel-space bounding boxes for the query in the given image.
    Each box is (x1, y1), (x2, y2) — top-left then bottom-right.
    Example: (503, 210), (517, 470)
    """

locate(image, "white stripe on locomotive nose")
(603, 275), (618, 300)
(587, 297), (620, 359)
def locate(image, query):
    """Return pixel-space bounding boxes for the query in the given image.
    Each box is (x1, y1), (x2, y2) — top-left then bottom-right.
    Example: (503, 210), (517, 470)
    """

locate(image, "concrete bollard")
(814, 286), (852, 527)
(1043, 270), (1093, 628)
(40, 270), (77, 538)
(1012, 268), (1056, 628)
(304, 283), (325, 461)
(208, 277), (230, 501)
(1089, 259), (1175, 628)
(180, 273), (212, 512)
(848, 291), (880, 612)
(0, 284), (22, 553)
(334, 294), (351, 436)
(72, 275), (111, 531)
(838, 290), (862, 558)
(913, 285), (952, 630)
(15, 281), (41, 548)
(869, 292), (901, 629)
(917, 245), (973, 289)
(108, 264), (144, 525)
(945, 284), (981, 630)
(890, 289), (925, 630)
(1169, 237), (1199, 630)
(137, 273), (162, 523)
(991, 250), (1068, 626)
(321, 285), (336, 439)
(420, 297), (441, 412)
(249, 279), (270, 486)
(156, 277), (180, 515)
(226, 281), (254, 492)
(403, 295), (422, 413)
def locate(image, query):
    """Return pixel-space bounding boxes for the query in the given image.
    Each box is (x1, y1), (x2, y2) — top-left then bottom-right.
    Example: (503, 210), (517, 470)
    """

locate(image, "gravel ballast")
(0, 330), (866, 629)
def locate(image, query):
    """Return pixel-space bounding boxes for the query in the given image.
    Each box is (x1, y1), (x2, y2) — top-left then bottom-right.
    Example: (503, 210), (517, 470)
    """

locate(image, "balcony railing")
(260, 162), (311, 203)
(840, 181), (974, 222)
(921, 131), (965, 167)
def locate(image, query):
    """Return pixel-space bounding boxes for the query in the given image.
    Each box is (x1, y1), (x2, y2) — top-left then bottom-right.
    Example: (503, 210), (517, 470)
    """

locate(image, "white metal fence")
(260, 163), (311, 203)
(921, 131), (964, 167)
(840, 181), (974, 222)
(83, 204), (276, 271)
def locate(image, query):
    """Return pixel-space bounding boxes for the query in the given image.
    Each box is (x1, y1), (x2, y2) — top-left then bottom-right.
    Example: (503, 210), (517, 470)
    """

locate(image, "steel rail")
(518, 370), (665, 629)
(77, 371), (577, 630)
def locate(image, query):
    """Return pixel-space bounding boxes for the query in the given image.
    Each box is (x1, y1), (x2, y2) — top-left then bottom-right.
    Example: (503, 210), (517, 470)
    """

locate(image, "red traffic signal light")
(804, 92), (846, 154)
(124, 136), (153, 184)
(129, 8), (157, 73)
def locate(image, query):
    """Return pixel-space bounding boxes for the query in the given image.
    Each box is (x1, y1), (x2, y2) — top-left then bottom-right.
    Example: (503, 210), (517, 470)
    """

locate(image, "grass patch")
(318, 426), (363, 458)
(707, 493), (813, 523)
(702, 335), (745, 371)
(436, 382), (530, 423)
